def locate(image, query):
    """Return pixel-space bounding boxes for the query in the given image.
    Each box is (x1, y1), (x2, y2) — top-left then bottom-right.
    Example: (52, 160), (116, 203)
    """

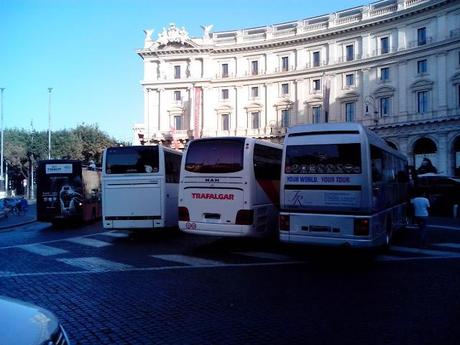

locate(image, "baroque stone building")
(135, 0), (460, 176)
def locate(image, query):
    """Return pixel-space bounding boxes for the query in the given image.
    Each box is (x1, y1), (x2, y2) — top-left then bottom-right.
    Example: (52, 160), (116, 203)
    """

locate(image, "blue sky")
(0, 0), (366, 142)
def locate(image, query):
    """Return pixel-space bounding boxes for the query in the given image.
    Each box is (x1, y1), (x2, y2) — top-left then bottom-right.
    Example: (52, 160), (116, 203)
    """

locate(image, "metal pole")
(5, 163), (8, 196)
(48, 87), (53, 159)
(0, 88), (5, 188)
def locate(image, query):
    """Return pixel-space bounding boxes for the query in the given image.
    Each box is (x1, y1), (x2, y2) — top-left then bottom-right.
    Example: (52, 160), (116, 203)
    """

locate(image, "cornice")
(138, 0), (454, 59)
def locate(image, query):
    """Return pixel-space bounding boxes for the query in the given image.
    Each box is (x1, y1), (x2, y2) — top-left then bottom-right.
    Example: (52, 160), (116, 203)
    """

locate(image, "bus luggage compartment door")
(104, 181), (162, 228)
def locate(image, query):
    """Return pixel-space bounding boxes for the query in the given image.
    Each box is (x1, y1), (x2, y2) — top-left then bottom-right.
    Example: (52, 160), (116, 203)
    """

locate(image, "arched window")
(413, 137), (438, 174)
(454, 136), (460, 177)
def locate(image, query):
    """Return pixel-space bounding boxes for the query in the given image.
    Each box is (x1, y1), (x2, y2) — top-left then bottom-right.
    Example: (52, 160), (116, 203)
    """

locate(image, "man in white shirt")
(410, 193), (430, 247)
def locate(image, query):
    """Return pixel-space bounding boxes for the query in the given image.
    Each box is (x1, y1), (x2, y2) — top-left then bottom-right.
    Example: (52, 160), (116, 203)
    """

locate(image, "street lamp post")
(48, 88), (53, 159)
(0, 88), (5, 192)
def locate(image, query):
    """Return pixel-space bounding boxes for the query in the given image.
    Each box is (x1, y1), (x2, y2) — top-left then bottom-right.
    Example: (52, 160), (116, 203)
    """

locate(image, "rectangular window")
(417, 91), (428, 113)
(281, 109), (290, 127)
(251, 60), (259, 75)
(458, 85), (460, 108)
(417, 59), (427, 74)
(281, 83), (289, 95)
(174, 115), (183, 130)
(345, 74), (354, 87)
(380, 97), (390, 116)
(222, 89), (229, 100)
(222, 114), (230, 131)
(251, 112), (260, 129)
(282, 56), (289, 71)
(313, 79), (321, 91)
(222, 63), (229, 77)
(381, 37), (389, 54)
(345, 102), (356, 122)
(174, 65), (181, 79)
(380, 67), (390, 81)
(251, 86), (259, 98)
(346, 44), (354, 61)
(105, 146), (159, 175)
(417, 27), (427, 46)
(313, 51), (320, 67)
(312, 106), (322, 124)
(174, 90), (181, 101)
(185, 138), (245, 173)
(285, 143), (362, 174)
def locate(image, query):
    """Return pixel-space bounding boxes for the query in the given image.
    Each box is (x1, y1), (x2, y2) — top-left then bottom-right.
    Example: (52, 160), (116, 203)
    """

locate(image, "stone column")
(158, 88), (166, 134)
(438, 132), (448, 175)
(361, 68), (371, 117)
(294, 79), (302, 124)
(201, 86), (212, 136)
(437, 52), (448, 111)
(398, 61), (408, 115)
(397, 25), (406, 51)
(399, 136), (410, 161)
(265, 83), (274, 133)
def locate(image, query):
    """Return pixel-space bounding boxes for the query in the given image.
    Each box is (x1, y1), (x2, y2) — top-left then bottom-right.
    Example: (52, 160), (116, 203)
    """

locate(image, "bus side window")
(254, 144), (282, 181)
(165, 152), (181, 183)
(371, 145), (383, 183)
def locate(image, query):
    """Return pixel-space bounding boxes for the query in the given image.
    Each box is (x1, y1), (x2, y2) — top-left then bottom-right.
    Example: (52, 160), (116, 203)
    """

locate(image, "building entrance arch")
(413, 137), (438, 174)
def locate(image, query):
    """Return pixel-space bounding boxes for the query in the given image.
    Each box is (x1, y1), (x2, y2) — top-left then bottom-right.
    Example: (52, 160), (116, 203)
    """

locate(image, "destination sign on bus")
(45, 164), (73, 174)
(286, 175), (352, 183)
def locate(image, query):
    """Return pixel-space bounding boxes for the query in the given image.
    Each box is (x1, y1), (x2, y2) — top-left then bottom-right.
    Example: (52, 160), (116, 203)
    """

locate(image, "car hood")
(0, 296), (59, 345)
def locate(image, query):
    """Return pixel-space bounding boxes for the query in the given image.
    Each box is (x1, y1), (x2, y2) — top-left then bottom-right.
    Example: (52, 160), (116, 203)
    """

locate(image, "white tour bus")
(102, 145), (182, 230)
(280, 123), (408, 248)
(179, 137), (282, 237)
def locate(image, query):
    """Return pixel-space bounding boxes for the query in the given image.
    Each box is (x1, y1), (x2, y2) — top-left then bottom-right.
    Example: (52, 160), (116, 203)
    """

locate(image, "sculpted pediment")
(410, 78), (434, 90)
(373, 85), (395, 97)
(149, 24), (198, 50)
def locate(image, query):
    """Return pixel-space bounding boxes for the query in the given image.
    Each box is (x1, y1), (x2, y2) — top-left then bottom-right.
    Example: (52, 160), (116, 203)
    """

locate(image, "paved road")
(0, 221), (459, 344)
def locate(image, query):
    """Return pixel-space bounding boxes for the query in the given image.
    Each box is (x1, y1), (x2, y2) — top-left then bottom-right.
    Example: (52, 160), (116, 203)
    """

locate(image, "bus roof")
(190, 136), (282, 149)
(286, 123), (406, 160)
(287, 122), (364, 135)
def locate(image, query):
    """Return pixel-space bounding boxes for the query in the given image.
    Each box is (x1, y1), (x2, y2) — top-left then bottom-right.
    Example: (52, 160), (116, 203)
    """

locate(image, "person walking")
(411, 192), (430, 247)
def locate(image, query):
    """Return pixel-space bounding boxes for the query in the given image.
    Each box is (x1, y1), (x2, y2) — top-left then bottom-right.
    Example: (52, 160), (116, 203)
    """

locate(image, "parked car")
(415, 174), (460, 217)
(0, 295), (69, 344)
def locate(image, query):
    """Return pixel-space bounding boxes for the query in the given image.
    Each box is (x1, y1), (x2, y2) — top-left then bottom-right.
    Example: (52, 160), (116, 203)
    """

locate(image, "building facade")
(135, 0), (460, 176)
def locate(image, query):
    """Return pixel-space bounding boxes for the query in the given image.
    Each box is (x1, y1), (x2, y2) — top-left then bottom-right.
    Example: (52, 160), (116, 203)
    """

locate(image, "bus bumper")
(279, 212), (386, 248)
(179, 221), (255, 237)
(103, 218), (165, 230)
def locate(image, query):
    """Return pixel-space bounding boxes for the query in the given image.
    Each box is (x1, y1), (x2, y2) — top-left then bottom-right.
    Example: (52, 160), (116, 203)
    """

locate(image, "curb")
(0, 219), (37, 232)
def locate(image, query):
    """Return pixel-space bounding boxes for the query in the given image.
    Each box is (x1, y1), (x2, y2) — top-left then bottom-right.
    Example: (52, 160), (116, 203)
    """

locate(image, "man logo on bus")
(191, 192), (234, 200)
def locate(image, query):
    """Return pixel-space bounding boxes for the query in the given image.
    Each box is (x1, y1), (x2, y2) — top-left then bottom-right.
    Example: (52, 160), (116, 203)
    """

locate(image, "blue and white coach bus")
(279, 123), (409, 248)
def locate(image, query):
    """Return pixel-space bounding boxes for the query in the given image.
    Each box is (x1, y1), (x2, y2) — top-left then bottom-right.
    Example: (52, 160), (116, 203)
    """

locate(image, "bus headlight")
(354, 218), (369, 236)
(178, 207), (190, 222)
(279, 215), (290, 231)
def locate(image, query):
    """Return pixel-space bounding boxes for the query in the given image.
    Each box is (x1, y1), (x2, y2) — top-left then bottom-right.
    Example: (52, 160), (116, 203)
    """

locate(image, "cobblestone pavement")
(0, 222), (459, 344)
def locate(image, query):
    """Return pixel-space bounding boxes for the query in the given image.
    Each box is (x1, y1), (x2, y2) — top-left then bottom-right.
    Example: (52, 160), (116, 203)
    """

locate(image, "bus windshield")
(105, 146), (159, 174)
(285, 143), (361, 174)
(185, 139), (244, 173)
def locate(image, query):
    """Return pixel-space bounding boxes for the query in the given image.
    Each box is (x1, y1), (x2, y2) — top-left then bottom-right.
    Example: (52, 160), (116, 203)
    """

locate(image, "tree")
(74, 124), (119, 163)
(2, 124), (122, 195)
